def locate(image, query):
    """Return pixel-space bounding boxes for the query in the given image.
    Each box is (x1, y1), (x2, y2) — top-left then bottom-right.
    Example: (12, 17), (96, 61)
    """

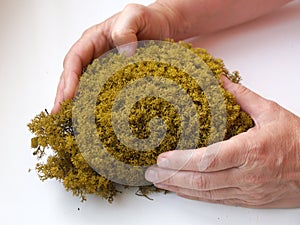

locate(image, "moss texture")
(28, 41), (254, 203)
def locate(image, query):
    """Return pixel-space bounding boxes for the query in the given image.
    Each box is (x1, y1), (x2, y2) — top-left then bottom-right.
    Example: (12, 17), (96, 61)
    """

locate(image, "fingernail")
(117, 45), (135, 57)
(157, 158), (169, 168)
(145, 169), (158, 182)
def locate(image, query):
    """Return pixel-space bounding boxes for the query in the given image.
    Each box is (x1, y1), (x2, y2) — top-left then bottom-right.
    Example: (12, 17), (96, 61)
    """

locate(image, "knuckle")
(197, 190), (213, 200)
(191, 173), (210, 190)
(204, 153), (219, 170)
(254, 193), (269, 203)
(112, 4), (146, 37)
(111, 29), (122, 41)
(229, 83), (250, 97)
(199, 144), (220, 171)
(257, 99), (286, 125)
(81, 25), (98, 38)
(246, 191), (272, 206)
(236, 85), (249, 96)
(243, 140), (266, 166)
(264, 99), (280, 112)
(122, 3), (148, 23)
(123, 3), (145, 12)
(81, 27), (91, 37)
(111, 3), (150, 45)
(205, 190), (217, 200)
(111, 28), (128, 43)
(242, 174), (263, 186)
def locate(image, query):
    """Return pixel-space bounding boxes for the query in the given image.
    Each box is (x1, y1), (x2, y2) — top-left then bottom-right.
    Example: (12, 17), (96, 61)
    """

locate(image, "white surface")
(1, 0), (300, 225)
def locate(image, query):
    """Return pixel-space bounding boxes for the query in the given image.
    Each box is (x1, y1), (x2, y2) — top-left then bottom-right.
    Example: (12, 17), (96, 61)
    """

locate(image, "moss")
(28, 40), (254, 203)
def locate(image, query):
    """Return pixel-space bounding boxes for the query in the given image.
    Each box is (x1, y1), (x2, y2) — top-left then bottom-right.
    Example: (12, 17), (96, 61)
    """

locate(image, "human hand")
(145, 76), (300, 208)
(52, 2), (184, 113)
(52, 0), (291, 114)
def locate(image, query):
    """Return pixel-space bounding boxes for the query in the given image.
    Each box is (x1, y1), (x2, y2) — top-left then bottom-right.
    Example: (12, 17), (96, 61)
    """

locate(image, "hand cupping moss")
(28, 40), (254, 203)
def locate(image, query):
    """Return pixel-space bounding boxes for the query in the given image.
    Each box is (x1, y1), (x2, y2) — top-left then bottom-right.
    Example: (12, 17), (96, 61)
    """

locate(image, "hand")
(51, 0), (290, 114)
(51, 2), (183, 113)
(145, 76), (300, 208)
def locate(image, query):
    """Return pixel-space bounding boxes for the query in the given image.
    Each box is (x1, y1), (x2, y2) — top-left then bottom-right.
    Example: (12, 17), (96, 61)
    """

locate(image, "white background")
(1, 0), (300, 225)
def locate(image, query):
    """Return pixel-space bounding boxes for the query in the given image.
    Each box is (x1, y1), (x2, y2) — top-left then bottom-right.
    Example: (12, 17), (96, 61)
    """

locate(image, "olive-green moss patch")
(28, 41), (254, 203)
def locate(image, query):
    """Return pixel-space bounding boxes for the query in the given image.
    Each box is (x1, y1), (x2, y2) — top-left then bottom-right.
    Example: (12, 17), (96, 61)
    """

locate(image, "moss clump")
(28, 40), (254, 203)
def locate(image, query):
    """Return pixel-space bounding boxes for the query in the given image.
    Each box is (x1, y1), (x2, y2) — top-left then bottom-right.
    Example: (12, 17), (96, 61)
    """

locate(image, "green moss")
(28, 40), (254, 203)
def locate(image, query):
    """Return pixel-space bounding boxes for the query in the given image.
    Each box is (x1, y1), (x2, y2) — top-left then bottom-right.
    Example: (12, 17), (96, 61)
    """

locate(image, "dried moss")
(28, 40), (254, 203)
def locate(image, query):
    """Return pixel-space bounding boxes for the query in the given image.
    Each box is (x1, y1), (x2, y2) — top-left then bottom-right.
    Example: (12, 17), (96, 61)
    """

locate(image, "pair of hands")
(52, 2), (300, 208)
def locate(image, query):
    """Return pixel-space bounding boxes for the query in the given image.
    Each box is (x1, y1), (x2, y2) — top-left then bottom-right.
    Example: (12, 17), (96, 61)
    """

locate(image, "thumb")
(111, 4), (147, 56)
(221, 75), (270, 121)
(111, 3), (171, 56)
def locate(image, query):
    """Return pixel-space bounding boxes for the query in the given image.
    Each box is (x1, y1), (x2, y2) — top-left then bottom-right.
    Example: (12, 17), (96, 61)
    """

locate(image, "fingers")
(156, 132), (255, 172)
(52, 23), (112, 113)
(176, 193), (253, 208)
(145, 165), (295, 208)
(156, 184), (241, 201)
(155, 182), (288, 208)
(145, 165), (240, 190)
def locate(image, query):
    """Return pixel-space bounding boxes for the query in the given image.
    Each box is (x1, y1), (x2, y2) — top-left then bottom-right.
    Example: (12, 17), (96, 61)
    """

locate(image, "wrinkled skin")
(145, 76), (300, 208)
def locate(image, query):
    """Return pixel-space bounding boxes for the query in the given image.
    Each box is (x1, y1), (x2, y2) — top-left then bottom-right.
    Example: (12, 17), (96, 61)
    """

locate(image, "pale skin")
(52, 0), (300, 208)
(146, 76), (300, 208)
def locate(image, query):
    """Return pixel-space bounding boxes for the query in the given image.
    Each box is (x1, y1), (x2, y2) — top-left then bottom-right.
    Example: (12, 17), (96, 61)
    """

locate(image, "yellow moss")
(28, 40), (254, 202)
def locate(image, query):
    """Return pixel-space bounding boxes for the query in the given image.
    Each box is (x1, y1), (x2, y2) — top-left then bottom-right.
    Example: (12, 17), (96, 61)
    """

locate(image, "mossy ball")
(28, 40), (254, 203)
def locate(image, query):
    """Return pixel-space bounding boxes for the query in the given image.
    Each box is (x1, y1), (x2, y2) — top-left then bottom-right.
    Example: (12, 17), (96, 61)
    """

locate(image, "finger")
(111, 4), (148, 56)
(165, 183), (284, 207)
(112, 3), (172, 52)
(52, 21), (113, 112)
(112, 4), (157, 46)
(61, 54), (82, 100)
(111, 5), (140, 47)
(221, 75), (270, 121)
(63, 31), (111, 91)
(155, 183), (241, 201)
(157, 132), (255, 172)
(52, 51), (82, 113)
(145, 165), (240, 190)
(51, 72), (65, 114)
(258, 196), (300, 209)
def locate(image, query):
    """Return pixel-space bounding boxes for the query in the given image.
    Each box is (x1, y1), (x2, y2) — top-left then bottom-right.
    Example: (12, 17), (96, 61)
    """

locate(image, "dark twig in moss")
(135, 189), (154, 201)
